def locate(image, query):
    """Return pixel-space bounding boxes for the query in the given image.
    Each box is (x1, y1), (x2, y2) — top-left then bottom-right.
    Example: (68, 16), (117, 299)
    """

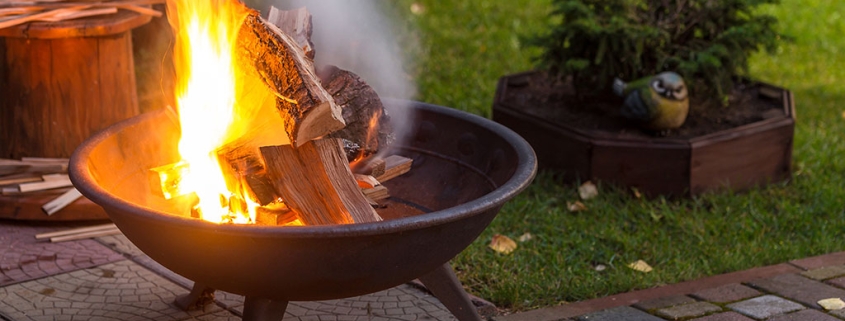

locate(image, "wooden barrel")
(0, 10), (151, 159)
(0, 11), (151, 221)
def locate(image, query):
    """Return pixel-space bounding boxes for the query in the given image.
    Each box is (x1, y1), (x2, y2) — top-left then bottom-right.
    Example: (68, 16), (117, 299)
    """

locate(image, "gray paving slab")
(94, 233), (460, 320)
(748, 273), (845, 309)
(726, 295), (804, 320)
(633, 295), (696, 311)
(0, 260), (234, 320)
(801, 266), (845, 281)
(577, 306), (663, 321)
(0, 223), (124, 287)
(655, 301), (722, 320)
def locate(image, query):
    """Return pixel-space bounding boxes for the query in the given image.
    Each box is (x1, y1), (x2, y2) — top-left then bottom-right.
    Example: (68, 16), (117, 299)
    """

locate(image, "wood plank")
(260, 139), (382, 225)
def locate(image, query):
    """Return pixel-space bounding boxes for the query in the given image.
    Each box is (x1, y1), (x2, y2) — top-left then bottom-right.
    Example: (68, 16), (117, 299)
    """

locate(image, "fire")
(166, 0), (284, 224)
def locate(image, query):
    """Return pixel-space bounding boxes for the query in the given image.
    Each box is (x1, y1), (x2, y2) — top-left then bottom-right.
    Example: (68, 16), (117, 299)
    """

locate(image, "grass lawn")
(391, 0), (845, 311)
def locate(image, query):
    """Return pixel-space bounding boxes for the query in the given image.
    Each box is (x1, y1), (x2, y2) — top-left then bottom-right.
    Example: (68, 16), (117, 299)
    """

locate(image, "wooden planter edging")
(492, 71), (795, 197)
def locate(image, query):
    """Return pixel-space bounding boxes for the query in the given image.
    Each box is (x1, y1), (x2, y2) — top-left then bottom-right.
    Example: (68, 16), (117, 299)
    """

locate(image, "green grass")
(389, 0), (845, 311)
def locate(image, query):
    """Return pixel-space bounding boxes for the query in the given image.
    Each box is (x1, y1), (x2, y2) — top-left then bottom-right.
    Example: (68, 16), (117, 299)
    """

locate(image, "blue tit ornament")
(612, 72), (689, 130)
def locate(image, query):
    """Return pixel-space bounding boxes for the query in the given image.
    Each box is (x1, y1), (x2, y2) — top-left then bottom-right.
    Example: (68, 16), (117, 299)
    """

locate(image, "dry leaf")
(410, 3), (425, 14)
(489, 234), (517, 254)
(578, 181), (598, 200)
(842, 111), (845, 120)
(517, 232), (533, 243)
(819, 298), (845, 310)
(628, 260), (653, 273)
(632, 187), (642, 199)
(594, 264), (607, 272)
(567, 201), (587, 212)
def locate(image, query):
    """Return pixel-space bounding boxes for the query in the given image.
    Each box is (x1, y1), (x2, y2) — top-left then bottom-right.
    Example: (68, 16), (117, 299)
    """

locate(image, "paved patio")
(4, 218), (845, 321)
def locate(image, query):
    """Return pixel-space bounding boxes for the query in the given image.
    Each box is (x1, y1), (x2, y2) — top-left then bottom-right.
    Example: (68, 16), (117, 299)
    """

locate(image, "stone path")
(0, 221), (470, 321)
(496, 252), (845, 321)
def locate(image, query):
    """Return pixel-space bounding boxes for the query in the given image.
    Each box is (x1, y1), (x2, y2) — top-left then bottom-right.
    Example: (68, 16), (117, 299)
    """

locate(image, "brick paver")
(748, 273), (845, 309)
(726, 295), (804, 319)
(577, 306), (664, 321)
(689, 311), (754, 321)
(0, 223), (124, 287)
(691, 283), (761, 304)
(633, 295), (696, 311)
(766, 309), (841, 321)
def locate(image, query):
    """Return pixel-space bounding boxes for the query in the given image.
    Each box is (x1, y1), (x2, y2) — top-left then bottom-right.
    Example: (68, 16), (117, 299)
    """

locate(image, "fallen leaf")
(631, 187), (642, 199)
(578, 181), (598, 200)
(842, 111), (845, 120)
(628, 260), (653, 273)
(594, 264), (607, 272)
(489, 234), (517, 254)
(819, 298), (845, 310)
(410, 3), (425, 14)
(517, 232), (533, 243)
(567, 201), (587, 212)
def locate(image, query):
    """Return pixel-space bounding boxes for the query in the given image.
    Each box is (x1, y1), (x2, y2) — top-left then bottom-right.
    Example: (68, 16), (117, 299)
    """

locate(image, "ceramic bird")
(612, 72), (689, 130)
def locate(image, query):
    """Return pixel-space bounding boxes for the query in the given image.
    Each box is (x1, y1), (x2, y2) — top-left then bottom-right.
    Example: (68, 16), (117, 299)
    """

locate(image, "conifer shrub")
(531, 0), (784, 102)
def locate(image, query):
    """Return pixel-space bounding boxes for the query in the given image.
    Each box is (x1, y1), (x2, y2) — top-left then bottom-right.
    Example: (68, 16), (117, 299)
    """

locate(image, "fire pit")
(69, 100), (537, 321)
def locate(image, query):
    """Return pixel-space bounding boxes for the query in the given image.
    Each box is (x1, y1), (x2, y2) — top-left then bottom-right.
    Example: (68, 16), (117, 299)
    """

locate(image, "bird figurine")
(612, 72), (689, 131)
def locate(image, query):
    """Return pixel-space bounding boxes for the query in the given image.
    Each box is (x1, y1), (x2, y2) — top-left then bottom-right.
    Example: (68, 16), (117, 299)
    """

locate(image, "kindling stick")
(35, 223), (116, 240)
(42, 187), (82, 215)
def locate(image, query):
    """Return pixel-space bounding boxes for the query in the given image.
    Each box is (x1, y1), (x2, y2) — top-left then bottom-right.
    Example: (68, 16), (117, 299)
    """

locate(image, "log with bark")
(236, 10), (344, 146)
(319, 65), (394, 161)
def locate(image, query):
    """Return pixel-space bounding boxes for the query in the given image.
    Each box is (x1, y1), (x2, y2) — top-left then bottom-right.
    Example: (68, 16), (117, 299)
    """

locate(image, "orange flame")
(166, 0), (284, 224)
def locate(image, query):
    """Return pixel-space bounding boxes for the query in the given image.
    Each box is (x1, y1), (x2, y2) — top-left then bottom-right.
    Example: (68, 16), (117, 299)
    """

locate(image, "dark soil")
(501, 71), (786, 139)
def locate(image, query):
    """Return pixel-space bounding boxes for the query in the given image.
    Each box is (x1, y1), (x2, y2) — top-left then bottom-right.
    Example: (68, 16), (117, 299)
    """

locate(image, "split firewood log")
(266, 6), (314, 60)
(236, 10), (344, 146)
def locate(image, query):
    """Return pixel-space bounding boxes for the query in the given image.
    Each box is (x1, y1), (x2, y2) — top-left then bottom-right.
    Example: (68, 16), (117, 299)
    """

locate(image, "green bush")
(531, 0), (784, 102)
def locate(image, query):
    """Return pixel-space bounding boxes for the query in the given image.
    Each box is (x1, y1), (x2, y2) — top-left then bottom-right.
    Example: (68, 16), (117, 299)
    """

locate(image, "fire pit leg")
(242, 297), (289, 321)
(418, 263), (483, 321)
(174, 283), (216, 311)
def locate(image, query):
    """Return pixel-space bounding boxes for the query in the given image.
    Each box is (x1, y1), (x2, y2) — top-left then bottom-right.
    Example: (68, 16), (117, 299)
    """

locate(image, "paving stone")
(0, 260), (234, 320)
(633, 295), (697, 311)
(692, 283), (762, 304)
(0, 222), (124, 286)
(656, 301), (722, 320)
(748, 273), (845, 309)
(689, 311), (755, 321)
(825, 276), (845, 290)
(801, 266), (845, 281)
(726, 295), (804, 319)
(765, 309), (841, 321)
(828, 307), (845, 319)
(577, 306), (664, 321)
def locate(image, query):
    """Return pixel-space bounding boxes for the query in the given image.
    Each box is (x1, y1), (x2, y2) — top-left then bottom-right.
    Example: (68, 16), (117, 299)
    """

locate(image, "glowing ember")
(166, 0), (285, 224)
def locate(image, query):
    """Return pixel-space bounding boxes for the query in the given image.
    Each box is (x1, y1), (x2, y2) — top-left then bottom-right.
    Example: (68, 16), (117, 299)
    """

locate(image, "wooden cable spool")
(0, 10), (152, 221)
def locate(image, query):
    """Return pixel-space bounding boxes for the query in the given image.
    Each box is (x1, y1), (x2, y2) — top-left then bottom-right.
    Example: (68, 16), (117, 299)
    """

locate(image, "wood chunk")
(319, 65), (394, 160)
(352, 157), (385, 177)
(260, 139), (382, 225)
(362, 185), (390, 202)
(374, 155), (413, 182)
(255, 202), (297, 226)
(237, 11), (344, 146)
(267, 6), (314, 60)
(354, 174), (380, 189)
(149, 161), (190, 199)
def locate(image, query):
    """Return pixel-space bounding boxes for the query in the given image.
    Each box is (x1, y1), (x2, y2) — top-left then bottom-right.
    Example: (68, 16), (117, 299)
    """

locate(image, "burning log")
(236, 11), (344, 146)
(319, 65), (394, 161)
(260, 139), (382, 225)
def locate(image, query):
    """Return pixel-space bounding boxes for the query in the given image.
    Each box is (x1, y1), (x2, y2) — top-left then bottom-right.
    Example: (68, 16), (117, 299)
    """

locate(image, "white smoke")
(263, 0), (417, 100)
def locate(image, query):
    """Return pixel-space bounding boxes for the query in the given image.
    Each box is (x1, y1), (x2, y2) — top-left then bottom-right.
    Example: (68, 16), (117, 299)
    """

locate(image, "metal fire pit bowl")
(69, 100), (537, 321)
